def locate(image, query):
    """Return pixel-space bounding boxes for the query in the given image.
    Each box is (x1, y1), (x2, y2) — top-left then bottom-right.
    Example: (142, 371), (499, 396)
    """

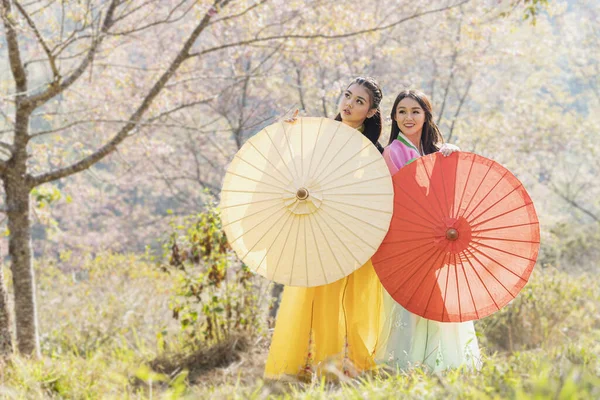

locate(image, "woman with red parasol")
(377, 89), (482, 371)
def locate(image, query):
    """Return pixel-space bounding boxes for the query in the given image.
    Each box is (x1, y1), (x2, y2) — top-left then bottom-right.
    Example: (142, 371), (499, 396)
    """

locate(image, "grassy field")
(0, 253), (598, 399)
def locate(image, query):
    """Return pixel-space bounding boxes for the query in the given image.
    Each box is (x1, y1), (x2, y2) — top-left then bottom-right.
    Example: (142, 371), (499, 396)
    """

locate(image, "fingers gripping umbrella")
(372, 152), (540, 322)
(220, 117), (394, 287)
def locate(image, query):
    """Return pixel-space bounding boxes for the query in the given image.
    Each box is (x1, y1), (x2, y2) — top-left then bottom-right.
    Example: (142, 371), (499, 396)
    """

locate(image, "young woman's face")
(394, 97), (426, 139)
(338, 84), (376, 129)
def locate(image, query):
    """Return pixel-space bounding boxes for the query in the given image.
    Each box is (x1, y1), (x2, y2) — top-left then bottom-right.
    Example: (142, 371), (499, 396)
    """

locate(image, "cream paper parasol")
(220, 117), (393, 287)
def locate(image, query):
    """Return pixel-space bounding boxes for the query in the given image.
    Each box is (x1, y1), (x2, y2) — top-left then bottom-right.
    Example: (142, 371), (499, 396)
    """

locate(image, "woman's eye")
(344, 92), (350, 98)
(414, 111), (420, 114)
(398, 110), (405, 114)
(357, 100), (363, 105)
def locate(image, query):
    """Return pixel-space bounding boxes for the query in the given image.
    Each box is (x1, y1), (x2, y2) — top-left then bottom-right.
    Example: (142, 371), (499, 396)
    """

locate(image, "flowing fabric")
(377, 139), (482, 372)
(264, 260), (387, 379)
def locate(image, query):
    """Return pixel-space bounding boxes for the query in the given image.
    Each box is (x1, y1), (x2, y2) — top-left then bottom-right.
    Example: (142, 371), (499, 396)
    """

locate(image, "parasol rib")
(264, 126), (297, 183)
(462, 248), (501, 312)
(221, 201), (284, 228)
(221, 189), (281, 195)
(468, 183), (523, 223)
(305, 118), (324, 178)
(220, 196), (280, 210)
(315, 209), (365, 265)
(396, 181), (445, 226)
(225, 169), (290, 191)
(456, 155), (476, 219)
(307, 215), (329, 285)
(469, 239), (538, 263)
(422, 260), (448, 322)
(265, 213), (297, 282)
(401, 247), (447, 306)
(288, 216), (302, 286)
(441, 255), (452, 322)
(392, 190), (440, 227)
(311, 131), (357, 184)
(375, 240), (435, 266)
(234, 154), (291, 187)
(457, 252), (480, 320)
(463, 170), (510, 221)
(303, 217), (309, 286)
(465, 247), (517, 301)
(326, 198), (393, 214)
(466, 244), (530, 281)
(228, 205), (287, 244)
(472, 221), (539, 234)
(251, 211), (294, 273)
(321, 203), (388, 232)
(309, 122), (343, 179)
(472, 236), (541, 244)
(459, 162), (493, 219)
(314, 143), (372, 188)
(423, 155), (450, 217)
(470, 202), (534, 229)
(386, 246), (445, 288)
(318, 207), (378, 251)
(322, 175), (390, 192)
(280, 121), (301, 181)
(248, 140), (294, 182)
(311, 211), (347, 279)
(318, 156), (382, 189)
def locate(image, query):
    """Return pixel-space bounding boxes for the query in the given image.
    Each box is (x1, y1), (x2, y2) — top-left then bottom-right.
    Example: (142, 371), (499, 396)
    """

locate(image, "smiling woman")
(387, 89), (444, 155)
(378, 89), (481, 372)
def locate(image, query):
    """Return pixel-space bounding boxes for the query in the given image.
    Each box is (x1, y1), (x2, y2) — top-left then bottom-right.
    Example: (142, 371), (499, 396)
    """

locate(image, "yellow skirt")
(264, 260), (386, 379)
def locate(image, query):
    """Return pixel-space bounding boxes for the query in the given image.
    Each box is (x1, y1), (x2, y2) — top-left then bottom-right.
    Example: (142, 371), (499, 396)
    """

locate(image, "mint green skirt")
(377, 292), (482, 372)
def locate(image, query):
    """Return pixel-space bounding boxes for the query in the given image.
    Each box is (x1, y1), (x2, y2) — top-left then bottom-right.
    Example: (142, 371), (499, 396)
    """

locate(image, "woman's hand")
(284, 109), (299, 124)
(439, 143), (460, 157)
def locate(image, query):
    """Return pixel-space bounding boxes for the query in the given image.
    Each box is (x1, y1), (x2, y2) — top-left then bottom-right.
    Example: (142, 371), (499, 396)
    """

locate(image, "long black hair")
(388, 89), (444, 155)
(335, 77), (384, 153)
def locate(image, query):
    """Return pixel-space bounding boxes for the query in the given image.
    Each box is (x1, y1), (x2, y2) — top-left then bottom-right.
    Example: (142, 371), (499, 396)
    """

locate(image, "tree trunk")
(0, 262), (13, 357)
(4, 176), (38, 356)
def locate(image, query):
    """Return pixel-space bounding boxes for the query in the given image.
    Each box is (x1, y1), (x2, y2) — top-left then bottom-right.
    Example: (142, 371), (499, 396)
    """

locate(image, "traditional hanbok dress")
(378, 133), (482, 372)
(264, 126), (388, 380)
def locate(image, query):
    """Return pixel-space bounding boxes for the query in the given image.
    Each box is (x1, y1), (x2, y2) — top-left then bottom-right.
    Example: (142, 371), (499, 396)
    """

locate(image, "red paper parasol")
(372, 152), (540, 322)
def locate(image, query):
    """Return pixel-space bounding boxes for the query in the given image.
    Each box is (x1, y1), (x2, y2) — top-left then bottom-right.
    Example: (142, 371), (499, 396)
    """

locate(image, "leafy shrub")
(158, 203), (270, 349)
(475, 267), (600, 353)
(539, 221), (600, 272)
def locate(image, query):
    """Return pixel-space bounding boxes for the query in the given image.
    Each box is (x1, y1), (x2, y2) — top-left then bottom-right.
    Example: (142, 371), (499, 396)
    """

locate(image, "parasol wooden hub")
(296, 187), (309, 200)
(446, 228), (459, 241)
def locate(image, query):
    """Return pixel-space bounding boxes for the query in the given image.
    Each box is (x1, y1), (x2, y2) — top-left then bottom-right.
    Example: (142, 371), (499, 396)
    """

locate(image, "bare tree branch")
(188, 1), (470, 58)
(109, 0), (193, 36)
(437, 16), (462, 126)
(446, 76), (473, 142)
(13, 0), (60, 82)
(551, 183), (599, 222)
(31, 1), (227, 187)
(208, 0), (269, 26)
(24, 0), (119, 108)
(1, 0), (29, 99)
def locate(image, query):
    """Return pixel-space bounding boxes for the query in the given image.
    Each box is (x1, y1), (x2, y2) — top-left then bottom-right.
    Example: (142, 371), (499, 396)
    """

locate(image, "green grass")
(0, 255), (598, 399)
